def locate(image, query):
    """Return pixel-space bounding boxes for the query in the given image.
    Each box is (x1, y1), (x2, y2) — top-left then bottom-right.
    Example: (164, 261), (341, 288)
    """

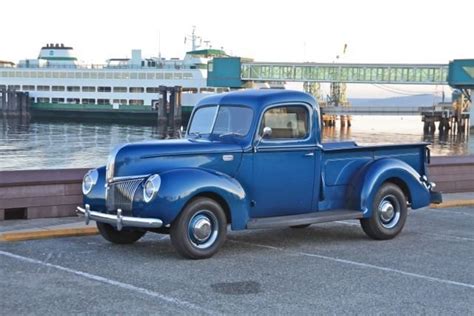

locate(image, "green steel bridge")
(240, 62), (448, 85)
(207, 57), (474, 89)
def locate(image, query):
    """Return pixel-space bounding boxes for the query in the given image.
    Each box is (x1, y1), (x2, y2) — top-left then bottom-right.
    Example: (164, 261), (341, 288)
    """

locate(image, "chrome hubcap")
(188, 210), (219, 249)
(192, 217), (212, 241)
(378, 195), (400, 229)
(379, 201), (395, 222)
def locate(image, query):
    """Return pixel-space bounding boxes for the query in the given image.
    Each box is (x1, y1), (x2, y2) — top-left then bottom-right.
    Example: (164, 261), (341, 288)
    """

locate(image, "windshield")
(188, 105), (253, 137)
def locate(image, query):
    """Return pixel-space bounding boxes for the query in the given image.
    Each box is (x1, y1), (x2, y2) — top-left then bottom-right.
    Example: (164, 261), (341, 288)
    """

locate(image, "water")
(0, 116), (472, 170)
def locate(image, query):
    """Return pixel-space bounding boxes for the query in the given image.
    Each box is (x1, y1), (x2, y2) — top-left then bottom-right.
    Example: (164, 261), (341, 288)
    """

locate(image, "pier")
(0, 87), (30, 118)
(321, 103), (471, 134)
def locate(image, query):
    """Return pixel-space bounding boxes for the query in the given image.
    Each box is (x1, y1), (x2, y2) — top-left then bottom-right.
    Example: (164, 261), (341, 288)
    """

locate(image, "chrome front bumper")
(76, 204), (163, 231)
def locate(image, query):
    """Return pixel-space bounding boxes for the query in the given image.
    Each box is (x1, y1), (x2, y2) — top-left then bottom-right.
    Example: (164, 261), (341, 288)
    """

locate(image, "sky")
(1, 0), (472, 98)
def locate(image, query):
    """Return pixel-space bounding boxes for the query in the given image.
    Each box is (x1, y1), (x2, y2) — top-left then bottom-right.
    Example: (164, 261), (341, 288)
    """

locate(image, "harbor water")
(0, 116), (472, 171)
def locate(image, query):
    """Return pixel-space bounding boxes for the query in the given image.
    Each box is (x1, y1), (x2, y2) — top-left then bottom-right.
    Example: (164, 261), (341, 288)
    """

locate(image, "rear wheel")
(96, 222), (146, 244)
(360, 183), (407, 240)
(170, 198), (227, 259)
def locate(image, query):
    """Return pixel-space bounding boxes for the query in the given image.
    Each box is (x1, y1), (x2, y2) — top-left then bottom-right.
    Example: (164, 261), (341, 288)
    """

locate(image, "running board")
(247, 210), (363, 229)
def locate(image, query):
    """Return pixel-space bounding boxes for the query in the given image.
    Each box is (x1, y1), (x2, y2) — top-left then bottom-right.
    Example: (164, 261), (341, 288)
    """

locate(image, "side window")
(260, 105), (309, 139)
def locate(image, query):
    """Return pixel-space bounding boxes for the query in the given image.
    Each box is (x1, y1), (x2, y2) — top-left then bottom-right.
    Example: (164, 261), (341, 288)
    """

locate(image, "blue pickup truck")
(77, 89), (442, 259)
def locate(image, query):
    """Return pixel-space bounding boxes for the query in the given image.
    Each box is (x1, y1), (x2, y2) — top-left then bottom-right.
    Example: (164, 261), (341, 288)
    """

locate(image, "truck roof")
(195, 89), (317, 111)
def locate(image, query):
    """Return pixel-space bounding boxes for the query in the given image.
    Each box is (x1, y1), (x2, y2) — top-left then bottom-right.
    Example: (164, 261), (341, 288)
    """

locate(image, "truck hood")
(110, 138), (243, 180)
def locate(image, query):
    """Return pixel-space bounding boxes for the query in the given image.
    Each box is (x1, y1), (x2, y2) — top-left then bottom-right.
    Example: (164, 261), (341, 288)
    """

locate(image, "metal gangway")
(240, 62), (448, 85)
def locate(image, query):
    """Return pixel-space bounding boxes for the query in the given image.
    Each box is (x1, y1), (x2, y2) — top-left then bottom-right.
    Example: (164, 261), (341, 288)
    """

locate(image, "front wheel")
(170, 198), (227, 259)
(360, 183), (407, 240)
(96, 222), (146, 244)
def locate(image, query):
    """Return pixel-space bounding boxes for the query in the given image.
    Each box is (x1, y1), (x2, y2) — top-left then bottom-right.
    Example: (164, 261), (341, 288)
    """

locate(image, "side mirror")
(262, 127), (272, 138)
(254, 127), (272, 152)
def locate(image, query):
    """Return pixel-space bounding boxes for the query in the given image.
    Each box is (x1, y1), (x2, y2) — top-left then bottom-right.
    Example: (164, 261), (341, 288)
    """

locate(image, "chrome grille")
(106, 178), (143, 212)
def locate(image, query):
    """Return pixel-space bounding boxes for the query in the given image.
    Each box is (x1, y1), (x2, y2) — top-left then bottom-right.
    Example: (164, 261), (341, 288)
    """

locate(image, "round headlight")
(82, 169), (99, 195)
(143, 174), (161, 203)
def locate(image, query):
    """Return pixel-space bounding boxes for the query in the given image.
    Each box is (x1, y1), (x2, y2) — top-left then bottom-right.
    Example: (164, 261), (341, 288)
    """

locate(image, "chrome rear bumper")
(76, 204), (163, 231)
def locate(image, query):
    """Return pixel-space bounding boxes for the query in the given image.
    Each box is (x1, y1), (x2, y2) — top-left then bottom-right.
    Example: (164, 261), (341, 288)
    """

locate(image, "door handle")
(304, 152), (314, 157)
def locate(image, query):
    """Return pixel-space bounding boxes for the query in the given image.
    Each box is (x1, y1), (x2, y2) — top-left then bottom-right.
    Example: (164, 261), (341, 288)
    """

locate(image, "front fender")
(83, 166), (107, 212)
(134, 168), (250, 230)
(347, 158), (430, 217)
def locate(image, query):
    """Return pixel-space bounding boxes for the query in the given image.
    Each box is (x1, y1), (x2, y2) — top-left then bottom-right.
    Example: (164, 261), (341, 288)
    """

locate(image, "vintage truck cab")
(78, 89), (442, 259)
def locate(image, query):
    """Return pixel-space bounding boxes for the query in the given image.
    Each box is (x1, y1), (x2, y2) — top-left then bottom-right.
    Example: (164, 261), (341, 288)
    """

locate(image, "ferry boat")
(0, 29), (230, 122)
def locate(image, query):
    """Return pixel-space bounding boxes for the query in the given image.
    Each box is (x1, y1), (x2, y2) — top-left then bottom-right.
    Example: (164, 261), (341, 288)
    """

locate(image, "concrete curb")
(430, 199), (474, 209)
(0, 226), (98, 242)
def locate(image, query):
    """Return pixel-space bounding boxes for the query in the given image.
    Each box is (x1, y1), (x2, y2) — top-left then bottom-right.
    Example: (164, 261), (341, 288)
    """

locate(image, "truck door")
(252, 103), (316, 218)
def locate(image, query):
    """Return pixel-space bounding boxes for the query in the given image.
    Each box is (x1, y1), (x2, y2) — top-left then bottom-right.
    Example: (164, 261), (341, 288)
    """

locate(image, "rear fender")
(134, 168), (249, 230)
(347, 158), (430, 217)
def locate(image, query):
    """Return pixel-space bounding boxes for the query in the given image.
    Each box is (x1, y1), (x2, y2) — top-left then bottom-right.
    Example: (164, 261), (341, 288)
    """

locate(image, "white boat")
(0, 28), (229, 112)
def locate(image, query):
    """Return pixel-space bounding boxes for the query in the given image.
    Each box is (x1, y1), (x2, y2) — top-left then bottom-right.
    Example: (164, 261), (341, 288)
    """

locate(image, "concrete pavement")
(0, 205), (473, 314)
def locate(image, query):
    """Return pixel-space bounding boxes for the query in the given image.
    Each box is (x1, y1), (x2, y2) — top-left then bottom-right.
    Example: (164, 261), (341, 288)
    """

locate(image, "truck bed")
(320, 141), (429, 208)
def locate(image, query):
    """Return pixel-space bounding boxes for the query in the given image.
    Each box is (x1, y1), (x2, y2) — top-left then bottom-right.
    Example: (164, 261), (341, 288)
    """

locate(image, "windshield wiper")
(218, 132), (244, 138)
(188, 131), (202, 138)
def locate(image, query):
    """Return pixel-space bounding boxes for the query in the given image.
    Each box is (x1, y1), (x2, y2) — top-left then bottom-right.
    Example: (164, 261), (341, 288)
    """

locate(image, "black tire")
(360, 183), (407, 240)
(96, 222), (146, 244)
(170, 197), (227, 259)
(290, 224), (311, 229)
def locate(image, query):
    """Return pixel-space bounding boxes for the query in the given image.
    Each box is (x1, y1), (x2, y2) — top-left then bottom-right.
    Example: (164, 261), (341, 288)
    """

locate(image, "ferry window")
(90, 72), (97, 79)
(98, 73), (105, 79)
(37, 97), (50, 103)
(174, 73), (182, 79)
(37, 85), (50, 91)
(0, 71), (7, 77)
(113, 87), (127, 93)
(97, 99), (110, 105)
(129, 99), (144, 105)
(67, 86), (80, 92)
(147, 73), (155, 80)
(106, 72), (113, 79)
(52, 86), (65, 92)
(22, 85), (35, 91)
(52, 72), (59, 78)
(156, 73), (163, 79)
(60, 72), (67, 79)
(260, 105), (309, 140)
(129, 87), (144, 93)
(30, 72), (38, 78)
(98, 86), (111, 93)
(82, 86), (95, 92)
(8, 71), (14, 77)
(67, 98), (80, 104)
(183, 73), (193, 79)
(67, 72), (74, 79)
(8, 85), (20, 90)
(122, 73), (130, 79)
(139, 73), (146, 79)
(113, 99), (127, 105)
(75, 72), (82, 79)
(182, 88), (198, 94)
(146, 87), (159, 93)
(45, 72), (52, 78)
(200, 88), (215, 93)
(52, 98), (65, 103)
(83, 72), (90, 79)
(114, 73), (121, 79)
(15, 72), (22, 77)
(82, 99), (95, 104)
(131, 73), (138, 79)
(165, 73), (173, 80)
